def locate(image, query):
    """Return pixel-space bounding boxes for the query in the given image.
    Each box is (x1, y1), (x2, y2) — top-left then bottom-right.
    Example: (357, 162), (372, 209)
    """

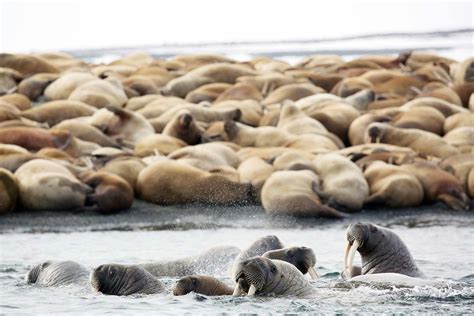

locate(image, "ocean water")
(1, 203), (473, 315)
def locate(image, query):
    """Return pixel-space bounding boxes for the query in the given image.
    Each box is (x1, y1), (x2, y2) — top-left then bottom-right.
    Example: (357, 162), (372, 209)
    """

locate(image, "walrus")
(313, 153), (369, 212)
(0, 93), (32, 111)
(162, 109), (207, 145)
(0, 127), (72, 151)
(400, 161), (469, 211)
(172, 275), (234, 296)
(163, 63), (256, 97)
(261, 83), (325, 105)
(87, 106), (155, 144)
(237, 156), (275, 199)
(0, 53), (59, 76)
(399, 97), (468, 117)
(215, 83), (263, 102)
(137, 160), (251, 205)
(21, 100), (97, 127)
(262, 246), (318, 279)
(261, 170), (343, 218)
(90, 264), (165, 296)
(53, 119), (121, 148)
(272, 151), (317, 173)
(363, 161), (424, 207)
(14, 159), (91, 211)
(0, 168), (18, 213)
(17, 73), (59, 101)
(443, 127), (474, 153)
(233, 235), (285, 270)
(444, 112), (474, 134)
(185, 82), (232, 103)
(344, 223), (422, 278)
(365, 122), (460, 159)
(232, 257), (315, 297)
(68, 77), (128, 108)
(44, 72), (97, 100)
(212, 99), (263, 127)
(167, 142), (240, 172)
(81, 171), (134, 214)
(26, 260), (89, 286)
(134, 134), (187, 157)
(139, 245), (240, 277)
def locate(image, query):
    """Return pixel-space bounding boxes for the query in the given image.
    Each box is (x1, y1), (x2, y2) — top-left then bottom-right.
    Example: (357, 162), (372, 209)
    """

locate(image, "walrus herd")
(26, 223), (436, 297)
(0, 51), (472, 215)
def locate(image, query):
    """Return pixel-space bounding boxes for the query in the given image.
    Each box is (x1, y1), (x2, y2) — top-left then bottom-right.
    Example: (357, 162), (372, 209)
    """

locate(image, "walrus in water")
(139, 245), (240, 277)
(26, 260), (89, 286)
(90, 264), (165, 296)
(233, 257), (315, 297)
(172, 275), (234, 296)
(344, 223), (422, 278)
(232, 235), (284, 274)
(262, 246), (319, 279)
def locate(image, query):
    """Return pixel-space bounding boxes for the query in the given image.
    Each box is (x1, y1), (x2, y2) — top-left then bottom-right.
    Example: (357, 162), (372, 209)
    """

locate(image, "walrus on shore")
(0, 53), (59, 76)
(17, 73), (59, 101)
(172, 275), (234, 296)
(363, 161), (424, 208)
(90, 264), (165, 296)
(68, 77), (128, 108)
(21, 100), (97, 127)
(26, 260), (89, 286)
(261, 170), (343, 218)
(54, 119), (121, 148)
(400, 161), (470, 211)
(137, 160), (251, 205)
(81, 171), (134, 214)
(163, 63), (256, 97)
(313, 153), (369, 212)
(365, 122), (459, 159)
(0, 168), (18, 213)
(162, 109), (207, 145)
(134, 134), (187, 157)
(261, 83), (325, 105)
(44, 72), (97, 100)
(14, 159), (91, 211)
(344, 223), (422, 278)
(262, 246), (319, 279)
(233, 257), (315, 297)
(139, 245), (240, 277)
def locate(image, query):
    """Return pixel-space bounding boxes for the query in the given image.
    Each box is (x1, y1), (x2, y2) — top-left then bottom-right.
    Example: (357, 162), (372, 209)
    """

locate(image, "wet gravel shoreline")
(1, 200), (472, 234)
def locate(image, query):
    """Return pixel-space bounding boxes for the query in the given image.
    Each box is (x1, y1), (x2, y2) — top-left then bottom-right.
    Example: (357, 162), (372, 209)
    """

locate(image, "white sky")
(1, 0), (473, 53)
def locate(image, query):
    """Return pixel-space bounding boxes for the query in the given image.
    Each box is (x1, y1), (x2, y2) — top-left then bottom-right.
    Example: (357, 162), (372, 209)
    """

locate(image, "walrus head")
(233, 256), (279, 296)
(262, 246), (318, 279)
(365, 122), (388, 144)
(90, 264), (158, 296)
(344, 223), (384, 275)
(172, 276), (201, 296)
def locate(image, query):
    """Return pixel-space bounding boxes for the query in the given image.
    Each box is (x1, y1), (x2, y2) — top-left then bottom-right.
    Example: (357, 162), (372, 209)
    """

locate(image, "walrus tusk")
(375, 136), (381, 144)
(308, 267), (319, 279)
(344, 240), (360, 273)
(247, 284), (257, 296)
(232, 284), (242, 296)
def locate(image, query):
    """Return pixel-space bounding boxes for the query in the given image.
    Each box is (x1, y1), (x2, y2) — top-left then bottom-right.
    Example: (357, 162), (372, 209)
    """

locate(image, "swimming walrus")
(344, 223), (422, 278)
(232, 235), (285, 273)
(26, 260), (89, 287)
(233, 257), (315, 297)
(262, 246), (319, 279)
(139, 245), (240, 277)
(172, 275), (234, 296)
(90, 264), (165, 296)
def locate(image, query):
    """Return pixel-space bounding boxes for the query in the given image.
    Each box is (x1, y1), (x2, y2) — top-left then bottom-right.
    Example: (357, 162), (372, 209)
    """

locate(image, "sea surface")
(1, 30), (474, 315)
(1, 202), (473, 315)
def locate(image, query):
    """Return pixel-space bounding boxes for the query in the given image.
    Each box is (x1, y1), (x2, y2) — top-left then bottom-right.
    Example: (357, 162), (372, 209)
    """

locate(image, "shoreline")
(1, 200), (473, 234)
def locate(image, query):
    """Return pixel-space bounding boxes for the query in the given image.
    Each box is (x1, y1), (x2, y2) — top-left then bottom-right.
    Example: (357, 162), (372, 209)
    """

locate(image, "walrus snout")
(172, 276), (196, 296)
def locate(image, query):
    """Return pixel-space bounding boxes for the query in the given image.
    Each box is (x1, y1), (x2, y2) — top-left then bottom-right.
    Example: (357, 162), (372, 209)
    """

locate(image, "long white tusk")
(247, 284), (257, 296)
(308, 267), (319, 280)
(344, 240), (360, 273)
(375, 136), (381, 144)
(232, 284), (242, 296)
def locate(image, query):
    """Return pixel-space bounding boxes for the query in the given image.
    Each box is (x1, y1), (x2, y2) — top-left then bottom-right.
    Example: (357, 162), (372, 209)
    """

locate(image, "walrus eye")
(270, 266), (277, 273)
(287, 250), (294, 258)
(109, 269), (114, 277)
(191, 278), (197, 286)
